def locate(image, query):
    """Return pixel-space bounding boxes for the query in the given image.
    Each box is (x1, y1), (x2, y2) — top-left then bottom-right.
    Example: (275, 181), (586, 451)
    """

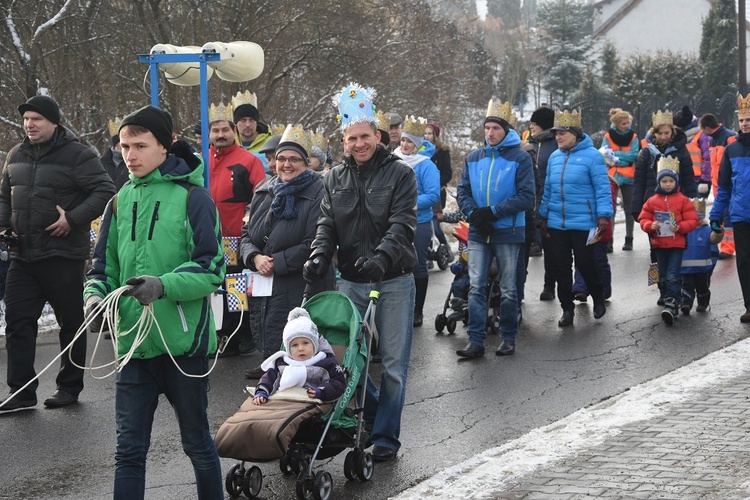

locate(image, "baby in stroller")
(253, 307), (346, 405)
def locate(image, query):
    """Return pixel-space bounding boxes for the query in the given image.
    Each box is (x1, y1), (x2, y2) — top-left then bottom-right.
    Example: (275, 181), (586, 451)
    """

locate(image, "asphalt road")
(1, 228), (748, 500)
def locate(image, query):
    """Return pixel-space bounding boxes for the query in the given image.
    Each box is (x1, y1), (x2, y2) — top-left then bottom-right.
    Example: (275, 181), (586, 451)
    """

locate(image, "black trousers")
(734, 222), (750, 309)
(5, 258), (86, 399)
(547, 228), (603, 311)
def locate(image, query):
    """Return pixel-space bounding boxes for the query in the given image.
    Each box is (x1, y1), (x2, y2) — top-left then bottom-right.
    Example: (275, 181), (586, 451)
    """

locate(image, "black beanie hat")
(673, 105), (693, 129)
(483, 116), (510, 134)
(530, 106), (555, 131)
(18, 96), (61, 125)
(119, 105), (173, 151)
(378, 128), (391, 147)
(276, 142), (309, 164)
(193, 121), (202, 136)
(233, 104), (260, 124)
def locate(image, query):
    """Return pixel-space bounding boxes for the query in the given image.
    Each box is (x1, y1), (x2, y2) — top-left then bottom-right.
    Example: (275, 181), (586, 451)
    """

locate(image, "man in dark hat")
(232, 92), (271, 169)
(387, 112), (403, 152)
(101, 118), (129, 190)
(0, 95), (116, 412)
(85, 104), (225, 497)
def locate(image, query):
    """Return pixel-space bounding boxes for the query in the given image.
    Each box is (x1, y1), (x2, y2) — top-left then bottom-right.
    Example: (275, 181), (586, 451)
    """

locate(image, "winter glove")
(123, 276), (164, 305)
(355, 255), (387, 282)
(697, 182), (710, 196)
(85, 295), (105, 332)
(540, 219), (549, 239)
(170, 140), (201, 170)
(303, 256), (329, 284)
(710, 220), (723, 233)
(469, 206), (497, 227)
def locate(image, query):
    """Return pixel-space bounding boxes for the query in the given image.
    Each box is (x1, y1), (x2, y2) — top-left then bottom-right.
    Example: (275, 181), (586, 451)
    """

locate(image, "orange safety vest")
(640, 138), (649, 148)
(521, 130), (531, 142)
(710, 135), (737, 196)
(604, 132), (637, 179)
(687, 130), (704, 178)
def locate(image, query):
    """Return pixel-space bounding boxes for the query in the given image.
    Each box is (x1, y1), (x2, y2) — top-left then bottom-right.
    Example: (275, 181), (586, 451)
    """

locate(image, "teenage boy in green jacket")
(84, 105), (226, 500)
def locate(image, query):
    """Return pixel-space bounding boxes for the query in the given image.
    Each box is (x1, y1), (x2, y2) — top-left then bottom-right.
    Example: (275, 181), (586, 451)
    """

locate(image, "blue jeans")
(655, 248), (683, 308)
(414, 221), (432, 279)
(339, 273), (415, 452)
(467, 241), (520, 345)
(114, 355), (223, 500)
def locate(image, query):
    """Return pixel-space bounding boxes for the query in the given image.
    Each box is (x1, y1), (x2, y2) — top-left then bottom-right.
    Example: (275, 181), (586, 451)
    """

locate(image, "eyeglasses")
(275, 156), (304, 165)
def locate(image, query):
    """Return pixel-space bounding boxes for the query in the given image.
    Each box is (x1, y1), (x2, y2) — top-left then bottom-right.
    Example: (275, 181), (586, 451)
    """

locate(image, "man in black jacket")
(0, 96), (116, 412)
(304, 83), (417, 462)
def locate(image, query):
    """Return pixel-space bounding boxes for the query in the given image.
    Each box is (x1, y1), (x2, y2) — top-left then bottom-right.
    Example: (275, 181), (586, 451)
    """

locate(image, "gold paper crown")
(554, 109), (582, 128)
(232, 90), (258, 110)
(271, 123), (286, 136)
(108, 117), (122, 138)
(375, 109), (389, 132)
(657, 156), (680, 172)
(279, 124), (311, 155)
(403, 115), (427, 136)
(208, 102), (234, 123)
(693, 198), (706, 217)
(508, 113), (519, 129)
(310, 132), (327, 151)
(651, 110), (673, 127)
(486, 99), (514, 122)
(738, 93), (750, 115)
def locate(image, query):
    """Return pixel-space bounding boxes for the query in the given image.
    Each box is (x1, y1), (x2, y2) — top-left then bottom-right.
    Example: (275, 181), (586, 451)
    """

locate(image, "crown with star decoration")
(108, 117), (122, 138)
(333, 82), (377, 131)
(279, 124), (311, 155)
(232, 90), (258, 110)
(554, 109), (582, 128)
(651, 110), (673, 127)
(657, 156), (680, 172)
(402, 115), (427, 137)
(208, 102), (234, 123)
(486, 99), (514, 122)
(738, 93), (750, 116)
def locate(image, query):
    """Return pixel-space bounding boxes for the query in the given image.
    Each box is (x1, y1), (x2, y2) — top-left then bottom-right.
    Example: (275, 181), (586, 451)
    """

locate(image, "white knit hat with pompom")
(282, 307), (319, 354)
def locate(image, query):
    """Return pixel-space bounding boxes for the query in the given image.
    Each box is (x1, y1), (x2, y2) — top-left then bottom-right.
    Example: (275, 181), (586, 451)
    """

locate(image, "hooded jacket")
(639, 187), (699, 249)
(539, 134), (613, 231)
(457, 128), (535, 244)
(396, 140), (440, 224)
(85, 155), (225, 359)
(711, 133), (750, 224)
(0, 126), (116, 262)
(528, 129), (557, 212)
(310, 145), (417, 283)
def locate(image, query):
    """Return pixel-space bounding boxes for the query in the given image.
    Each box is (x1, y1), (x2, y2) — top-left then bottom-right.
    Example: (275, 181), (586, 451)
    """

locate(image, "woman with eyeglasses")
(240, 125), (328, 379)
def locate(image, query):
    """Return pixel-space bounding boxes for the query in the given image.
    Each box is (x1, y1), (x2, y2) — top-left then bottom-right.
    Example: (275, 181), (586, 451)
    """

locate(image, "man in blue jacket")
(456, 100), (535, 358)
(710, 94), (750, 323)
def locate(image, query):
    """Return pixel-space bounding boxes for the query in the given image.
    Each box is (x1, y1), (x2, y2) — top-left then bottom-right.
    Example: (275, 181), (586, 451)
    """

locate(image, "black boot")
(593, 295), (606, 319)
(413, 277), (428, 327)
(696, 292), (711, 312)
(622, 236), (633, 251)
(558, 310), (574, 327)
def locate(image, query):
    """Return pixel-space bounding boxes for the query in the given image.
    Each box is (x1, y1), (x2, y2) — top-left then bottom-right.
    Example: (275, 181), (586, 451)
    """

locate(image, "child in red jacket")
(639, 168), (699, 325)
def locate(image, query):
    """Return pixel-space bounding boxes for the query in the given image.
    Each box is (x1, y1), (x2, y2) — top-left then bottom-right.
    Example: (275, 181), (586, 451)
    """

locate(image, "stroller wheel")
(437, 244), (451, 270)
(312, 471), (334, 500)
(435, 314), (447, 333)
(344, 451), (356, 480)
(446, 317), (457, 334)
(356, 452), (374, 481)
(225, 463), (245, 498)
(280, 455), (294, 475)
(295, 470), (314, 500)
(242, 466), (263, 498)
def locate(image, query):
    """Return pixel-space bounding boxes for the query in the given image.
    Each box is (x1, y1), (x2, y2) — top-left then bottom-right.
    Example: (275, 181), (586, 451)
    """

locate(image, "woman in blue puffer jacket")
(539, 110), (613, 327)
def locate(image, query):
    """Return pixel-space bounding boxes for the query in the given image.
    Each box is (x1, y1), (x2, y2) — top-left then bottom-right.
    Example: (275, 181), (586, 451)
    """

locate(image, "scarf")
(394, 148), (429, 168)
(608, 126), (635, 147)
(260, 351), (327, 392)
(270, 169), (316, 219)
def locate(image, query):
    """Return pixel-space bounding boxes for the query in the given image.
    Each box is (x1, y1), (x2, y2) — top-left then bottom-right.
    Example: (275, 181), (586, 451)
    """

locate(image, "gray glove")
(85, 295), (104, 332)
(123, 276), (164, 305)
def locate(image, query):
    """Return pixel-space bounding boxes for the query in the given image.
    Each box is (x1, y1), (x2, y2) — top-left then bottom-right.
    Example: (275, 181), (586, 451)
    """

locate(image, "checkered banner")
(90, 216), (103, 242)
(223, 237), (240, 266)
(225, 273), (248, 312)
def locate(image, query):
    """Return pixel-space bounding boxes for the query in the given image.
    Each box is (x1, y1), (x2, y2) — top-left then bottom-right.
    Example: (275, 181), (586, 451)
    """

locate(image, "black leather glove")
(123, 276), (164, 305)
(354, 255), (387, 282)
(710, 220), (723, 233)
(85, 295), (105, 332)
(170, 140), (201, 170)
(303, 256), (329, 283)
(469, 206), (497, 226)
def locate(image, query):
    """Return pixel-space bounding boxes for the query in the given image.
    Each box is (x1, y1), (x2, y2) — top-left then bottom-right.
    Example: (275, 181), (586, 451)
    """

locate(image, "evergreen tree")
(699, 0), (737, 95)
(488, 0), (522, 29)
(600, 41), (619, 90)
(533, 0), (594, 104)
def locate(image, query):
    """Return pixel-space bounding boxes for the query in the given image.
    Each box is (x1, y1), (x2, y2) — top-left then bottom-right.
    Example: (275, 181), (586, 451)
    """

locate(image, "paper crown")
(310, 132), (327, 151)
(232, 90), (257, 110)
(657, 156), (680, 172)
(508, 113), (519, 129)
(738, 93), (750, 116)
(271, 123), (286, 136)
(333, 82), (377, 130)
(651, 110), (673, 127)
(486, 99), (513, 122)
(208, 102), (234, 123)
(108, 117), (122, 138)
(375, 109), (389, 131)
(554, 109), (582, 128)
(403, 115), (427, 137)
(693, 198), (706, 217)
(279, 124), (311, 155)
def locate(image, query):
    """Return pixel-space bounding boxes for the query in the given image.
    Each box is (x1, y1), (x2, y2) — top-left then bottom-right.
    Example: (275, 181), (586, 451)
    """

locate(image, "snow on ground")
(394, 331), (750, 500)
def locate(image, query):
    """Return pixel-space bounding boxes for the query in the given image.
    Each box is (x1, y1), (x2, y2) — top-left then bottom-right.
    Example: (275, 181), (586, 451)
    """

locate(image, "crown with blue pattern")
(333, 82), (377, 131)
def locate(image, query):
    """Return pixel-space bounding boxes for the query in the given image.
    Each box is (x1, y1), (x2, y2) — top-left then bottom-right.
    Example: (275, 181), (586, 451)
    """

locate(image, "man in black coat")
(0, 96), (116, 412)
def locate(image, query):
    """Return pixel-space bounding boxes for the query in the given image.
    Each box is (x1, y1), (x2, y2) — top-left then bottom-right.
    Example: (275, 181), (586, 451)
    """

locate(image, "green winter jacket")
(85, 155), (225, 359)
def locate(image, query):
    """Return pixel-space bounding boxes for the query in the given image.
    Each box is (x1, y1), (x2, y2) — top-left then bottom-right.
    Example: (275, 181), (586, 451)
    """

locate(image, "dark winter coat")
(711, 133), (750, 224)
(310, 146), (418, 282)
(631, 130), (697, 220)
(0, 126), (116, 263)
(240, 173), (327, 356)
(100, 147), (129, 190)
(528, 129), (557, 212)
(430, 146), (452, 209)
